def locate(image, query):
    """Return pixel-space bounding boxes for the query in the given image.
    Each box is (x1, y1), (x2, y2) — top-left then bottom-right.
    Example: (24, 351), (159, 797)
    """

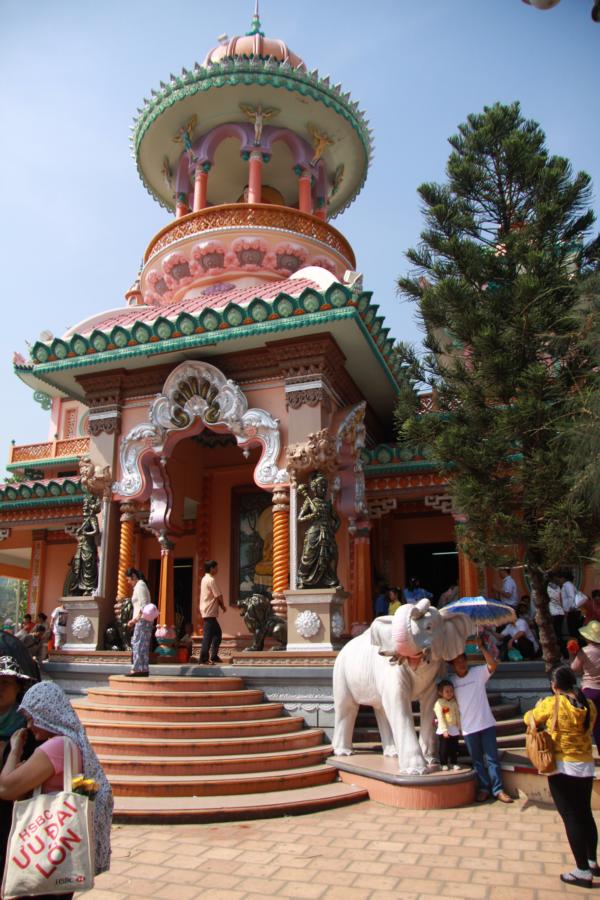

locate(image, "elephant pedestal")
(328, 753), (477, 809)
(285, 588), (347, 651)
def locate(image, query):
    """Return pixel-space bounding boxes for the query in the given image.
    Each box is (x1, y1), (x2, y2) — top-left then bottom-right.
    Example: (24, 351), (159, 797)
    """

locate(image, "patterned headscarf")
(18, 681), (113, 874)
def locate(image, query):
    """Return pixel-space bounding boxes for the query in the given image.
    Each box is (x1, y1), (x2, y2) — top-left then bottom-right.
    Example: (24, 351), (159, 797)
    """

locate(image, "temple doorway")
(174, 558), (194, 635)
(403, 542), (458, 605)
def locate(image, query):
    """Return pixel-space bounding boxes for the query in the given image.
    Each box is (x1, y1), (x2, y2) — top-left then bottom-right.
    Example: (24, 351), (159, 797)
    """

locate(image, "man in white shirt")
(497, 567), (519, 609)
(500, 601), (539, 660)
(557, 571), (582, 643)
(450, 637), (513, 804)
(199, 559), (226, 665)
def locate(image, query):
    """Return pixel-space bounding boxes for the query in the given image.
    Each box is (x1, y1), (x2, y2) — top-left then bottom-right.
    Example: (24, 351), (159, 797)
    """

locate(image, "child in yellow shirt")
(434, 679), (463, 770)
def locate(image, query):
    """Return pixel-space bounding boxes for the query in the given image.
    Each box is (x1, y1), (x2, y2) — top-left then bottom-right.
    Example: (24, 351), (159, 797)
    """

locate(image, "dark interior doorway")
(174, 558), (194, 637)
(147, 557), (194, 638)
(403, 542), (458, 605)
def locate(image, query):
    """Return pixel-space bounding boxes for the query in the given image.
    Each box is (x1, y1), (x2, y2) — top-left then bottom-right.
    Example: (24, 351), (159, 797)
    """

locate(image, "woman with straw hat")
(570, 619), (600, 752)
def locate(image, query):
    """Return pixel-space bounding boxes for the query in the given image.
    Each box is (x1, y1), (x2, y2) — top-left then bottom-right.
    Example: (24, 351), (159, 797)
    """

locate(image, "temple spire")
(246, 0), (265, 36)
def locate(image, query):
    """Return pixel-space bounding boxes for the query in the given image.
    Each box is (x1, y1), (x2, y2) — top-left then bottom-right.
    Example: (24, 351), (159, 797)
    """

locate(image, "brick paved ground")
(85, 798), (599, 899)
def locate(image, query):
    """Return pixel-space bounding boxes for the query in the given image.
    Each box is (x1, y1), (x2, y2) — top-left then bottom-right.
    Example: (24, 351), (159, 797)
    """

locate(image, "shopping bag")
(525, 696), (559, 774)
(1, 737), (95, 898)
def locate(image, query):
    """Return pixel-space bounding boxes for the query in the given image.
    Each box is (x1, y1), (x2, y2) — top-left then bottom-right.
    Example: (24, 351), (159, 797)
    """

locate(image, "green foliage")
(395, 102), (598, 584)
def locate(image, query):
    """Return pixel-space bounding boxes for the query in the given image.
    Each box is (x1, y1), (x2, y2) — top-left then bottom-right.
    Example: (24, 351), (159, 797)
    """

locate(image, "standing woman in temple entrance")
(126, 568), (152, 677)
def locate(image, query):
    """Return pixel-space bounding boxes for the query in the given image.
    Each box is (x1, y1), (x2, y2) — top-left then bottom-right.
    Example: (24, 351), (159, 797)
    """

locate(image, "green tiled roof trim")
(25, 287), (400, 390)
(362, 443), (440, 474)
(0, 479), (83, 505)
(131, 59), (373, 218)
(6, 457), (82, 472)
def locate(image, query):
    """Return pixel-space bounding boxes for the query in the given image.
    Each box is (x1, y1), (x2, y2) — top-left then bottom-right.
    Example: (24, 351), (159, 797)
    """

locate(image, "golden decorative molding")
(144, 203), (356, 266)
(10, 437), (90, 464)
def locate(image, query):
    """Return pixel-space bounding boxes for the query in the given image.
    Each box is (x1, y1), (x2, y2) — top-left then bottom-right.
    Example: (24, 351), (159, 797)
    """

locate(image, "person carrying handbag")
(525, 666), (598, 889)
(0, 681), (113, 898)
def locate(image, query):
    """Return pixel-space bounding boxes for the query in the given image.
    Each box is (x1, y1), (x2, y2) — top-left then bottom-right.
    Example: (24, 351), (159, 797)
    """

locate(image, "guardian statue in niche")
(296, 471), (340, 590)
(64, 495), (100, 595)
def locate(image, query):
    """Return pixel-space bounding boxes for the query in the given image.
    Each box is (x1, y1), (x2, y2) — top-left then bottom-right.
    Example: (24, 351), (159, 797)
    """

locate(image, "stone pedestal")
(285, 588), (347, 651)
(62, 596), (109, 652)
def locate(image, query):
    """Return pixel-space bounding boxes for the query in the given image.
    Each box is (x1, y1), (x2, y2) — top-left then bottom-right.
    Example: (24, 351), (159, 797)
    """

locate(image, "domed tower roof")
(131, 8), (373, 219)
(203, 5), (305, 70)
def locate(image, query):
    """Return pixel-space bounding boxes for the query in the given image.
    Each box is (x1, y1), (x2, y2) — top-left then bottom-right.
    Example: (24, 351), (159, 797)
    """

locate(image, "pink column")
(248, 150), (263, 204)
(193, 164), (210, 212)
(298, 169), (312, 214)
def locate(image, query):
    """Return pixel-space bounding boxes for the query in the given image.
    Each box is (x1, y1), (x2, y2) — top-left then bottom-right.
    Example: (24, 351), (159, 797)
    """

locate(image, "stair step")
(112, 782), (368, 824)
(83, 715), (308, 740)
(356, 701), (519, 726)
(109, 763), (338, 797)
(99, 744), (331, 776)
(73, 700), (280, 723)
(86, 687), (264, 707)
(108, 675), (244, 692)
(91, 727), (326, 757)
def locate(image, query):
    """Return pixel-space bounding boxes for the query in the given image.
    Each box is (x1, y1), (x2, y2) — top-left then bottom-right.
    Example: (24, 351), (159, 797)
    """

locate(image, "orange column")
(271, 487), (290, 617)
(314, 196), (327, 221)
(297, 168), (312, 214)
(116, 502), (136, 599)
(27, 529), (47, 615)
(351, 521), (372, 626)
(248, 150), (263, 204)
(458, 549), (479, 597)
(175, 192), (189, 218)
(193, 164), (210, 211)
(157, 536), (175, 627)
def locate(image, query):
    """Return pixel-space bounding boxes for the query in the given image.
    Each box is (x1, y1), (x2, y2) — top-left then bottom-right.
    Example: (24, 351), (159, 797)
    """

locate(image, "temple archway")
(113, 360), (287, 532)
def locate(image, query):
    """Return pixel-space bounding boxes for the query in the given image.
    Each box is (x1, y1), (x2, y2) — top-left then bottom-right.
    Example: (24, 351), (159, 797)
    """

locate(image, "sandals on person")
(560, 873), (593, 888)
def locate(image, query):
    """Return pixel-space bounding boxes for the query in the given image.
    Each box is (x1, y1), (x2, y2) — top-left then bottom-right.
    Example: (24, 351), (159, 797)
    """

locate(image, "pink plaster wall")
(41, 541), (76, 614)
(383, 514), (455, 594)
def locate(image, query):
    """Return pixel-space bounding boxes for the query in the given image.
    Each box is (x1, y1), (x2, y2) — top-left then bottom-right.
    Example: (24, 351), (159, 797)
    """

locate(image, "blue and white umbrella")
(444, 596), (516, 627)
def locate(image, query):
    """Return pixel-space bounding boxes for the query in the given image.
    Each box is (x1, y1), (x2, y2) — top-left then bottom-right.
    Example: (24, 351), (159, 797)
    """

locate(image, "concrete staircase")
(353, 693), (527, 753)
(72, 674), (367, 823)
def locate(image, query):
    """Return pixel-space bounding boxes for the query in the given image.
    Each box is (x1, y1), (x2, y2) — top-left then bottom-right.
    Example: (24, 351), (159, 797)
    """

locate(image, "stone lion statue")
(238, 593), (287, 651)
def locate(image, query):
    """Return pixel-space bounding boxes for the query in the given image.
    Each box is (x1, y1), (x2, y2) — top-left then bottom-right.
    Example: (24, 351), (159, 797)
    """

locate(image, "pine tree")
(395, 102), (598, 669)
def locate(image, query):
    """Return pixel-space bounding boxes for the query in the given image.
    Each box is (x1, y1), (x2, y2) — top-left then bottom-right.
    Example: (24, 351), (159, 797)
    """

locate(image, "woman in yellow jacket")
(526, 665), (598, 889)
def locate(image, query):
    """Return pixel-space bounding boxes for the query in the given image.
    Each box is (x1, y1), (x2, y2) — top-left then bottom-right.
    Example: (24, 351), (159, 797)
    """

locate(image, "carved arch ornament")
(335, 401), (368, 519)
(113, 361), (287, 528)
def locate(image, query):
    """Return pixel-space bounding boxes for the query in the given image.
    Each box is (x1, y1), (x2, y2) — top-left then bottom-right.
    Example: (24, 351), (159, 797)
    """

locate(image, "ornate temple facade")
(0, 12), (480, 651)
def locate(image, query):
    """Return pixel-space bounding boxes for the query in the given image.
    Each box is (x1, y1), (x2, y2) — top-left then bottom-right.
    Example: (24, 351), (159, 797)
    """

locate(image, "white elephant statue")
(332, 599), (473, 774)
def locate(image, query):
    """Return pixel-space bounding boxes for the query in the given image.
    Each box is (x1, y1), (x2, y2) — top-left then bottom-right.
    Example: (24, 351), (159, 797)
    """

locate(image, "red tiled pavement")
(85, 797), (599, 899)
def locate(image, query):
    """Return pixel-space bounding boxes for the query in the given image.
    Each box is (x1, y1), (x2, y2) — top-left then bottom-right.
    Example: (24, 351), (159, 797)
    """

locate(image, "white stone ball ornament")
(71, 615), (93, 641)
(331, 611), (345, 639)
(295, 610), (321, 639)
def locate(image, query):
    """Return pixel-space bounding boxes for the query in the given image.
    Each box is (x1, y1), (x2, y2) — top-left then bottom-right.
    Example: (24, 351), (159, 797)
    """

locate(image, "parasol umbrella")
(443, 596), (516, 629)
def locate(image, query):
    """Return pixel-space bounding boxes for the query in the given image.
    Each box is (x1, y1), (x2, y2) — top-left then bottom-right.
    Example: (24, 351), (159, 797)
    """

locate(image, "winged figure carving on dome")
(239, 103), (279, 145)
(307, 123), (335, 165)
(161, 156), (174, 195)
(172, 115), (198, 161)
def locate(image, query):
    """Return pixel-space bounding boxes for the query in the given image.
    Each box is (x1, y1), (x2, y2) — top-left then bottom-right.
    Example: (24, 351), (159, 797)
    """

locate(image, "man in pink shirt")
(199, 560), (226, 665)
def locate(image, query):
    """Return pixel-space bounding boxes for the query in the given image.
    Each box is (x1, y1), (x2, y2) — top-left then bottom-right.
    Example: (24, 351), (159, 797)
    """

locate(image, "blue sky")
(1, 0), (598, 446)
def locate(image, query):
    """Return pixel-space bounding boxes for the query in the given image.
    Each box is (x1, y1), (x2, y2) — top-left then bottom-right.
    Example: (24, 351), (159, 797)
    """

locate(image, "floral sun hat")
(0, 655), (35, 683)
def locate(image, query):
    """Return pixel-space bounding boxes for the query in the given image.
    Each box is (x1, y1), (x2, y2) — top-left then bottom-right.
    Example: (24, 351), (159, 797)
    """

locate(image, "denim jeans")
(463, 725), (503, 795)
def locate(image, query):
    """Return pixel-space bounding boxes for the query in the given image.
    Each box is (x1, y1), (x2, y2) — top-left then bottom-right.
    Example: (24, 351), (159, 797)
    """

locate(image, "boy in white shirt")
(449, 636), (513, 804)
